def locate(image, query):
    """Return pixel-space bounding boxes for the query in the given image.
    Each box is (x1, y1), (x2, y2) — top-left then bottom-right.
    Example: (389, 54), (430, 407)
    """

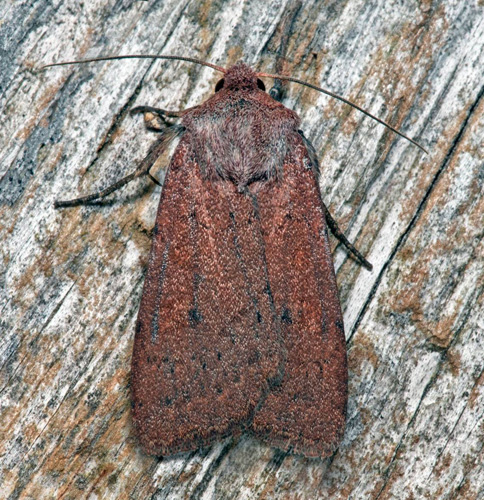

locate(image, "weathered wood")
(1, 0), (483, 498)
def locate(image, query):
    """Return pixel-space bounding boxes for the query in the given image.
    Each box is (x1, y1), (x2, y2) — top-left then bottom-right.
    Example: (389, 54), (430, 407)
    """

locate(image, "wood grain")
(1, 0), (483, 498)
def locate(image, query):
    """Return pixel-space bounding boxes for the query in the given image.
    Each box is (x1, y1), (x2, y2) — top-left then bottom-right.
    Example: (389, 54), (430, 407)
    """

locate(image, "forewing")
(250, 135), (347, 458)
(131, 137), (284, 456)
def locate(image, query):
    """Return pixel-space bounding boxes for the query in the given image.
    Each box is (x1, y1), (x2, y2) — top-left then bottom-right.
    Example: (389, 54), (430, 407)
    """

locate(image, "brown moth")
(46, 47), (424, 459)
(131, 62), (348, 457)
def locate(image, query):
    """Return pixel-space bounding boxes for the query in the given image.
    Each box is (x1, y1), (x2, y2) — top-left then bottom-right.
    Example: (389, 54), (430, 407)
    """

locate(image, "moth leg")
(297, 132), (372, 270)
(269, 0), (302, 101)
(131, 105), (198, 132)
(322, 203), (373, 271)
(130, 106), (185, 118)
(54, 125), (184, 208)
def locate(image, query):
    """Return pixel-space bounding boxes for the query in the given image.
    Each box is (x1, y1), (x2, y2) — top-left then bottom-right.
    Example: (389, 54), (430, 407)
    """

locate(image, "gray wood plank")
(1, 0), (483, 498)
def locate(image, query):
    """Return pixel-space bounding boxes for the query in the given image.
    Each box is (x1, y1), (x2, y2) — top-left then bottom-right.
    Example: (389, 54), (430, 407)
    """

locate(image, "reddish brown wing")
(249, 134), (347, 458)
(131, 137), (284, 456)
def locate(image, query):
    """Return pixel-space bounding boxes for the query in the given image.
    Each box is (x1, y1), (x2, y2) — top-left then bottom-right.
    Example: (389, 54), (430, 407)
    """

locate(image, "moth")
(45, 49), (424, 457)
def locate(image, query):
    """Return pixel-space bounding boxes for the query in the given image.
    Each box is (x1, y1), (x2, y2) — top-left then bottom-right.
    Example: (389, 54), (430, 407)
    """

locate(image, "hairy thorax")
(182, 86), (300, 190)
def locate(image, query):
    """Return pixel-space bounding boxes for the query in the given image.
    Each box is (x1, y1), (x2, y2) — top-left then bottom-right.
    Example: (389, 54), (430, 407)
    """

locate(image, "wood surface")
(1, 0), (483, 498)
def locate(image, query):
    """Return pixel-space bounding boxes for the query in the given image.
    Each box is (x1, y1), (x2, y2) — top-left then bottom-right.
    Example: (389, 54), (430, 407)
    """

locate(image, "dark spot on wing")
(248, 350), (261, 365)
(281, 307), (292, 324)
(188, 308), (203, 324)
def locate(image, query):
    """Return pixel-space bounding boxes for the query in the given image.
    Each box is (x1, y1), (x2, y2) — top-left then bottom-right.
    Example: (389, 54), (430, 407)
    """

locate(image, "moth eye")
(257, 79), (266, 91)
(215, 79), (225, 92)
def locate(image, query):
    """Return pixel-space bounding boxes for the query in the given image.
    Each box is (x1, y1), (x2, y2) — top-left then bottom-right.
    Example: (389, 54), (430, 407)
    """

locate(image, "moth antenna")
(41, 54), (226, 74)
(257, 72), (427, 153)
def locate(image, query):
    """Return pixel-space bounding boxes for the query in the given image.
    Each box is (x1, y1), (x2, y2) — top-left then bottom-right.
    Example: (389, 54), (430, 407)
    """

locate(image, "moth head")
(216, 63), (265, 92)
